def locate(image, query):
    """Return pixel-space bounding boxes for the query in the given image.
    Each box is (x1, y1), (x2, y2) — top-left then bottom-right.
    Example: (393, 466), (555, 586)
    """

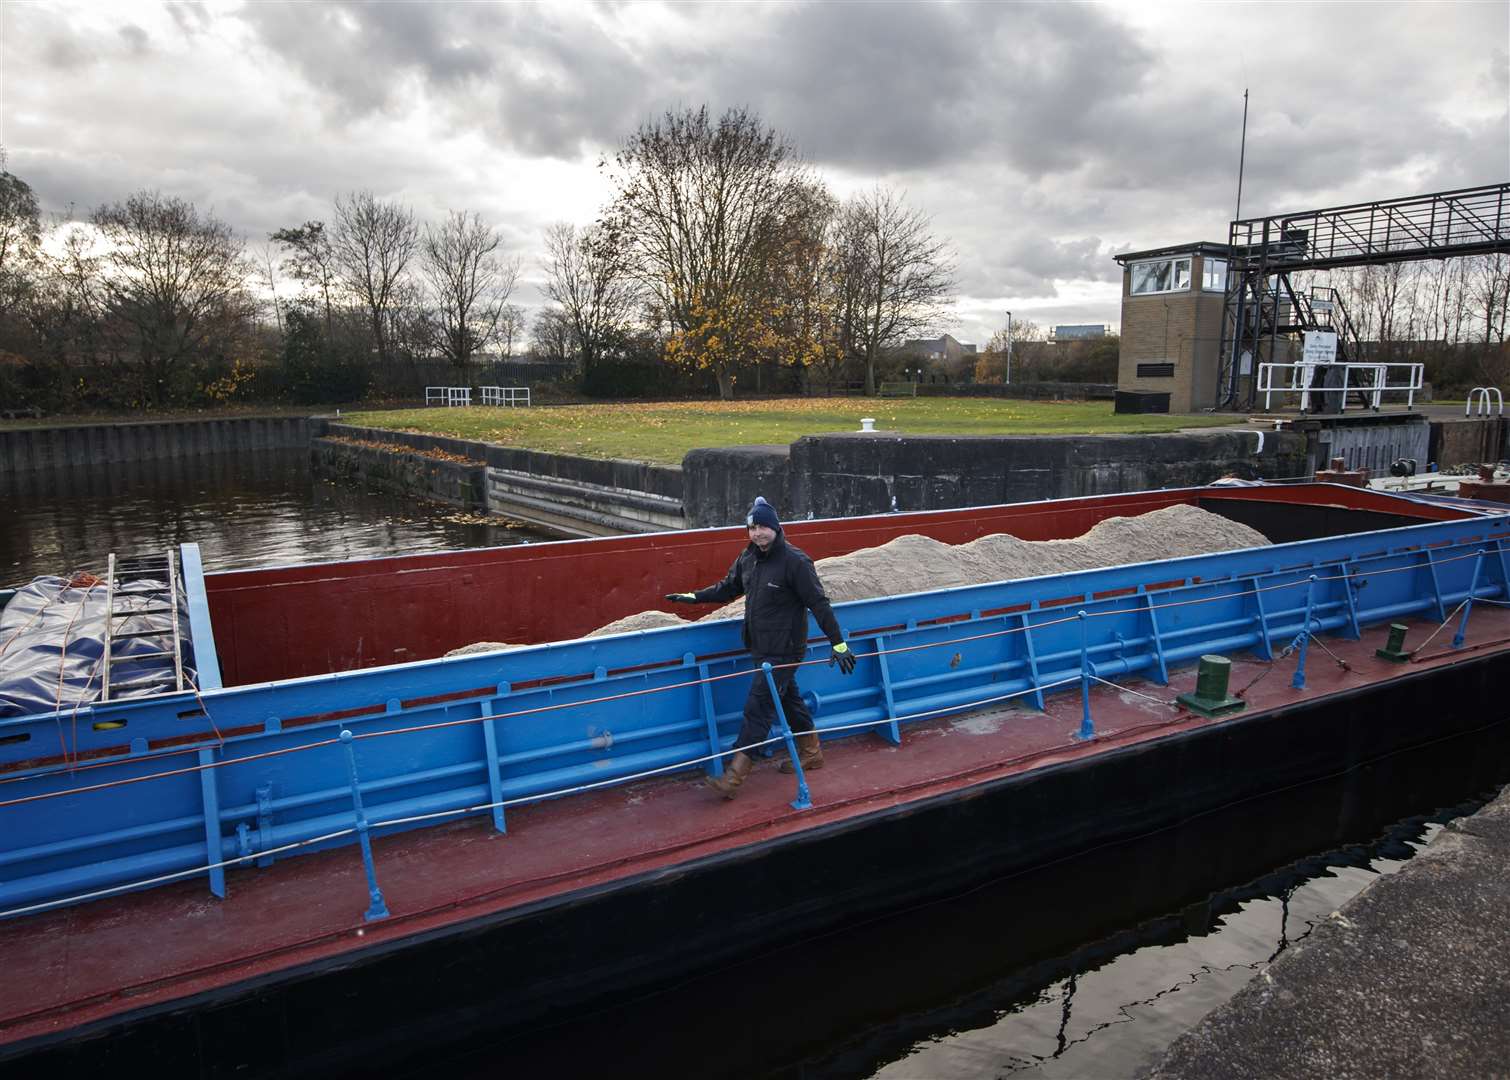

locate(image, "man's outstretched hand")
(665, 593), (698, 603)
(831, 641), (857, 675)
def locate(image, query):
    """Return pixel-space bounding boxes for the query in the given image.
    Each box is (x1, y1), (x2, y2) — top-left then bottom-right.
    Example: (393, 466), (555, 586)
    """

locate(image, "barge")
(1, 483), (1509, 1075)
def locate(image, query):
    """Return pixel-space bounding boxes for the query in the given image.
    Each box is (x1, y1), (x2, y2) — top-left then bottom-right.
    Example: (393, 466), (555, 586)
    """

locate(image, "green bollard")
(1176, 654), (1247, 718)
(1375, 623), (1411, 663)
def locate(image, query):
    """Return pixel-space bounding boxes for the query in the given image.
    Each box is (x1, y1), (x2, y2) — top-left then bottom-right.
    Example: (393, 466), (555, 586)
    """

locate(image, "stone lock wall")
(681, 429), (1309, 527)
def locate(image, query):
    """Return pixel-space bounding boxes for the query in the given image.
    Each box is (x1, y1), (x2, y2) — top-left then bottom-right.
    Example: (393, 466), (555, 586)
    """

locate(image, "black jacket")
(693, 530), (844, 658)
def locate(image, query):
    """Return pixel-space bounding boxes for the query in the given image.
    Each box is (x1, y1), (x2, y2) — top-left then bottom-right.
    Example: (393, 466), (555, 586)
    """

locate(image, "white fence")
(424, 386), (472, 407)
(480, 386), (531, 407)
(1258, 362), (1423, 412)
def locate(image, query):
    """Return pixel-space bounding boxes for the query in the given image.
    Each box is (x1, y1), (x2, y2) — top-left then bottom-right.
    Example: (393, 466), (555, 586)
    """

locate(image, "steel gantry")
(1218, 183), (1510, 411)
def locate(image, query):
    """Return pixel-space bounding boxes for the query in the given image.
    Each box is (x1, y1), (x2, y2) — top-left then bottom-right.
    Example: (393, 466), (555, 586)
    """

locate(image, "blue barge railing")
(0, 511), (1507, 918)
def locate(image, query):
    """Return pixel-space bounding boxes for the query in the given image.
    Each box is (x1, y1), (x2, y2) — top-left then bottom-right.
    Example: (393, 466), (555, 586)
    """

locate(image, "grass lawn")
(342, 398), (1237, 464)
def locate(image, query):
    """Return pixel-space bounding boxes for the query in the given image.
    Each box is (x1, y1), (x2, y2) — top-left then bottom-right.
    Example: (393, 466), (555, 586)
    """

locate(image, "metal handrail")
(1467, 387), (1504, 417)
(1259, 361), (1424, 411)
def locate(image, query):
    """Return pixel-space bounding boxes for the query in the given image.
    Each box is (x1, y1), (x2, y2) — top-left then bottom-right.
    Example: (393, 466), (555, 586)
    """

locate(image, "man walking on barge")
(666, 496), (856, 799)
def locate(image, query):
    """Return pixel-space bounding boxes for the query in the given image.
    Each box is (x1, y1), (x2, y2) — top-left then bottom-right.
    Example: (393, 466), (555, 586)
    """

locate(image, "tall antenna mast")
(1235, 88), (1250, 221)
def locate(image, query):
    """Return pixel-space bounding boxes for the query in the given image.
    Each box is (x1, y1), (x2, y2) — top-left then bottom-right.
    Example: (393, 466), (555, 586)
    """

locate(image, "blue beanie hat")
(746, 496), (780, 530)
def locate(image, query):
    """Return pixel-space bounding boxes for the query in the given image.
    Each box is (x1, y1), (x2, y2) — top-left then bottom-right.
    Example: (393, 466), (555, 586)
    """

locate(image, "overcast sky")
(4, 1), (1507, 346)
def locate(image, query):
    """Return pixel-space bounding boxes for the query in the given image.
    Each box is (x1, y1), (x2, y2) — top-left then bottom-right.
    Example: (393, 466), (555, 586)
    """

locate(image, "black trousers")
(734, 652), (814, 753)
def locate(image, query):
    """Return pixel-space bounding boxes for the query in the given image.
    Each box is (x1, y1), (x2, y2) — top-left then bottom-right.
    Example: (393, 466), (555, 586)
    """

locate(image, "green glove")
(831, 641), (857, 675)
(665, 593), (698, 603)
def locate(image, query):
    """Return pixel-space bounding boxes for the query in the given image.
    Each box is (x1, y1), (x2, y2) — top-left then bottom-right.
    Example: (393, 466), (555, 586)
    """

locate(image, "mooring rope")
(0, 675), (1086, 921)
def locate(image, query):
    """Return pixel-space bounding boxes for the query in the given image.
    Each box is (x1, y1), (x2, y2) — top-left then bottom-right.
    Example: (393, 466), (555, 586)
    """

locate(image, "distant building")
(1051, 324), (1110, 342)
(1112, 242), (1232, 413)
(899, 334), (978, 383)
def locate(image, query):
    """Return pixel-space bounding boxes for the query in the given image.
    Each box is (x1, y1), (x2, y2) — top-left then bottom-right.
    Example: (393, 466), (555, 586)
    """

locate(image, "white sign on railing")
(1301, 330), (1338, 365)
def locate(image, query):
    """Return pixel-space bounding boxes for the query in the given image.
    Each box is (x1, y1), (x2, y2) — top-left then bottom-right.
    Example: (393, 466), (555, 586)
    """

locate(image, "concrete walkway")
(1145, 783), (1510, 1079)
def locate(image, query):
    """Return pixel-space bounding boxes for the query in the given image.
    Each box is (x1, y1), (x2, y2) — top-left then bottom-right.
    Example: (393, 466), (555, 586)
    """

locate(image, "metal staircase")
(1218, 183), (1510, 409)
(101, 550), (188, 701)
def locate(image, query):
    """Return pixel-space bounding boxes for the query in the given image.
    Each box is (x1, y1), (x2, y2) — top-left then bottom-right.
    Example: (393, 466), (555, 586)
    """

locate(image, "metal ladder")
(101, 549), (187, 701)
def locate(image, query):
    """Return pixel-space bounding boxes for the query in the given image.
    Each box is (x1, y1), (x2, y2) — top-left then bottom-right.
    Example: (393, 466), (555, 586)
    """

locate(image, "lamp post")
(1004, 311), (1013, 385)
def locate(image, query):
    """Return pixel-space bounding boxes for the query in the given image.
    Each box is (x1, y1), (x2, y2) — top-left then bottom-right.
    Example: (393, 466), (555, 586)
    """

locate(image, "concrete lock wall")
(311, 437), (487, 509)
(0, 417), (318, 472)
(682, 430), (1309, 527)
(1311, 420), (1431, 477)
(1431, 416), (1510, 469)
(321, 424), (686, 538)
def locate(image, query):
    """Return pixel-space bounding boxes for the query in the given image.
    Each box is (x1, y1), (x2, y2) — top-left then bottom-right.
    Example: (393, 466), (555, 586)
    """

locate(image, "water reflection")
(420, 721), (1509, 1080)
(868, 837), (1432, 1080)
(1, 448), (544, 587)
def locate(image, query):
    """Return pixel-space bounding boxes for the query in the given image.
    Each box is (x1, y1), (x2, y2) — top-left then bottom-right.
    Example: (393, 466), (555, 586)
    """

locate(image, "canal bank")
(4, 411), (1505, 538)
(0, 415), (318, 470)
(314, 421), (1311, 536)
(1146, 780), (1510, 1080)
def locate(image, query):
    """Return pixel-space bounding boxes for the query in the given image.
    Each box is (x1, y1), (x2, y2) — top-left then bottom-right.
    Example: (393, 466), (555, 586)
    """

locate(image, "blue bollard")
(340, 729), (390, 921)
(762, 662), (812, 811)
(1292, 575), (1318, 690)
(1452, 550), (1486, 649)
(1076, 611), (1094, 741)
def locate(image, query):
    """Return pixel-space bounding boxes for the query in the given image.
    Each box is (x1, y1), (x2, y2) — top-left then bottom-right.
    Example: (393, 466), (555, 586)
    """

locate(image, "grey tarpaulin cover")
(0, 576), (197, 720)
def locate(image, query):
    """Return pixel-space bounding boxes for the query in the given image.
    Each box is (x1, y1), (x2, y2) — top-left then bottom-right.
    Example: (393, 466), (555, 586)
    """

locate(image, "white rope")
(6, 539), (1504, 918)
(369, 676), (1083, 832)
(0, 827), (356, 921)
(1088, 674), (1180, 708)
(0, 676), (1085, 918)
(1407, 599), (1472, 658)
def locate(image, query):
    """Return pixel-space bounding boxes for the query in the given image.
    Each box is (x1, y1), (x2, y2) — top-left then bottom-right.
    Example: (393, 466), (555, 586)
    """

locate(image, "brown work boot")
(706, 751), (754, 800)
(778, 732), (824, 773)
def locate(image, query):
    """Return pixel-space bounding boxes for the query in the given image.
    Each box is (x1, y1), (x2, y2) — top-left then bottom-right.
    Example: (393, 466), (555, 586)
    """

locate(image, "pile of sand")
(585, 610), (691, 637)
(704, 504), (1269, 619)
(447, 504), (1269, 654)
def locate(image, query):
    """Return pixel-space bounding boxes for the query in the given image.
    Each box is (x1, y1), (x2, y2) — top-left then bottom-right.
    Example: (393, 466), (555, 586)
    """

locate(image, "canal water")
(0, 447), (541, 587)
(432, 717), (1507, 1080)
(3, 448), (1503, 1077)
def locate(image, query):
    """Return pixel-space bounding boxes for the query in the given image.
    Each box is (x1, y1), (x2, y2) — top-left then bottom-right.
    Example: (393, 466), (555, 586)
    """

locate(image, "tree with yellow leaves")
(602, 106), (811, 399)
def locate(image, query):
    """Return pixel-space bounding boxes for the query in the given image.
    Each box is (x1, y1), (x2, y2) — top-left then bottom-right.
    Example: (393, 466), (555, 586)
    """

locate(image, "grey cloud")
(236, 1), (501, 118)
(958, 234), (1116, 301)
(232, 1), (1159, 173)
(230, 0), (1503, 215)
(236, 1), (662, 157)
(118, 23), (149, 55)
(167, 3), (214, 38)
(41, 33), (96, 71)
(10, 0), (1506, 335)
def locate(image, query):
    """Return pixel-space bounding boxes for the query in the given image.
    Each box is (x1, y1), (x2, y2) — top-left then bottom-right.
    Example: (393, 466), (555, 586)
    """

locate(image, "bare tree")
(90, 190), (256, 405)
(498, 303), (526, 360)
(1472, 253), (1510, 386)
(252, 241), (283, 333)
(22, 220), (104, 377)
(332, 190), (418, 366)
(836, 186), (956, 394)
(0, 153), (41, 319)
(271, 220), (340, 339)
(530, 305), (576, 365)
(541, 221), (638, 380)
(418, 210), (519, 369)
(603, 105), (809, 398)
